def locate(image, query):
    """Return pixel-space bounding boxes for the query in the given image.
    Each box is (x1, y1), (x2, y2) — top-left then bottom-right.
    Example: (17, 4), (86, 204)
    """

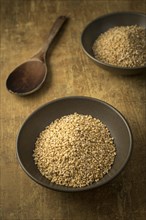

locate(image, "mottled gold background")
(0, 0), (146, 219)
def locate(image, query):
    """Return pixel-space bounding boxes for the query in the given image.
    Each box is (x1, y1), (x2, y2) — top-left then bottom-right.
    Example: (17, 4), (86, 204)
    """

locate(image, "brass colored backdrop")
(0, 0), (146, 220)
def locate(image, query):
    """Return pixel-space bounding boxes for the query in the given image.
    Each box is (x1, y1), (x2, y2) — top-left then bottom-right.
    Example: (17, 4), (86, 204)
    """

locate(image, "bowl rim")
(81, 11), (146, 70)
(16, 96), (133, 192)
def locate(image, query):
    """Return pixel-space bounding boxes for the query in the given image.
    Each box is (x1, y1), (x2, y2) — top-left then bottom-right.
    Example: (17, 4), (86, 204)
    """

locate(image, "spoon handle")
(33, 16), (67, 61)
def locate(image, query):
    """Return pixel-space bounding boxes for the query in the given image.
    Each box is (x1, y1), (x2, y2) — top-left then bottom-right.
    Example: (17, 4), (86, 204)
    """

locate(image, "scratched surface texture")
(0, 0), (146, 220)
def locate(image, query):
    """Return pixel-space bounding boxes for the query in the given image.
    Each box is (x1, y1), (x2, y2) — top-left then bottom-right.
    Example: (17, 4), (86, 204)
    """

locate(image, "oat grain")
(93, 25), (146, 67)
(33, 113), (116, 187)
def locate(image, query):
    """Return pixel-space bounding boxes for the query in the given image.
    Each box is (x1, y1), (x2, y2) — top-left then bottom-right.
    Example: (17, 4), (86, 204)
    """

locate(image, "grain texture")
(0, 0), (146, 220)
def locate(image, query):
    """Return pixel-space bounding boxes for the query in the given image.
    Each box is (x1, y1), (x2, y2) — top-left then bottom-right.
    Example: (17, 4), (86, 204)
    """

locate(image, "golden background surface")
(0, 0), (146, 219)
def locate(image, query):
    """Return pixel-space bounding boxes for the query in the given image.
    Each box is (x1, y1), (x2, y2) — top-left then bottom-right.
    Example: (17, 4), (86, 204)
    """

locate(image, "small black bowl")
(81, 12), (146, 75)
(17, 96), (132, 192)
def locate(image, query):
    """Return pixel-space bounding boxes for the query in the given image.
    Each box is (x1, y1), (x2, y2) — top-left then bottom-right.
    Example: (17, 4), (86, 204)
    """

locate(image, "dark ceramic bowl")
(81, 12), (146, 75)
(17, 96), (132, 192)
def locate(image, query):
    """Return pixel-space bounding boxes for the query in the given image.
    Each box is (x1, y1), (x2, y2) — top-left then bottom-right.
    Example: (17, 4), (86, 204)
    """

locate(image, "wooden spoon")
(6, 16), (67, 95)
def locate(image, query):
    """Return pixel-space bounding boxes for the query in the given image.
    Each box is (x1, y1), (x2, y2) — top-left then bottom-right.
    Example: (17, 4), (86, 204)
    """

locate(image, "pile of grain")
(93, 25), (146, 67)
(33, 113), (116, 187)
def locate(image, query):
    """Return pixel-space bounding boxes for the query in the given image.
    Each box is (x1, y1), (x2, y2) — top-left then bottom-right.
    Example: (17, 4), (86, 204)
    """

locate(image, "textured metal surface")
(0, 0), (146, 219)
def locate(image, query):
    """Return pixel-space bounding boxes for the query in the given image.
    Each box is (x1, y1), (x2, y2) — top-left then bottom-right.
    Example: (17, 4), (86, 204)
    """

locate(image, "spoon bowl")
(6, 59), (47, 95)
(6, 16), (67, 95)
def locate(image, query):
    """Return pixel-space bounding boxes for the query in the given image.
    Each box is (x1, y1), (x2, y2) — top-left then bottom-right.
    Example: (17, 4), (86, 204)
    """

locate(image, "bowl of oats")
(17, 96), (132, 192)
(81, 12), (146, 75)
